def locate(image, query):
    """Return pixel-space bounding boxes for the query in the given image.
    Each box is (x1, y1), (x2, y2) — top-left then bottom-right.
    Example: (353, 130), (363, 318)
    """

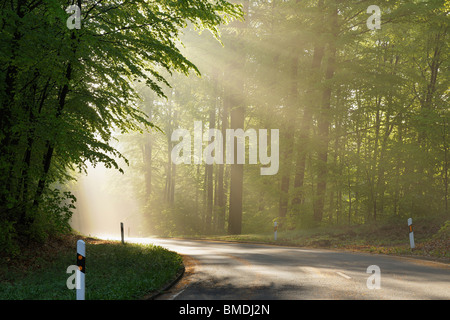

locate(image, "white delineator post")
(76, 240), (86, 300)
(274, 221), (278, 241)
(408, 218), (415, 249)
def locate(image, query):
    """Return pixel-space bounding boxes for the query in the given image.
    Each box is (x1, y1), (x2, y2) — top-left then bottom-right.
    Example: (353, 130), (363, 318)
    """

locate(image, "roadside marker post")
(274, 221), (278, 241)
(408, 218), (415, 249)
(76, 240), (85, 300)
(121, 222), (125, 244)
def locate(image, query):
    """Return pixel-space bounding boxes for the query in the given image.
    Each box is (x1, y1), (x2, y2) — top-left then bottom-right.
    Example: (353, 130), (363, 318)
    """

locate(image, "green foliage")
(31, 189), (76, 241)
(0, 220), (19, 257)
(0, 0), (242, 254)
(434, 221), (450, 240)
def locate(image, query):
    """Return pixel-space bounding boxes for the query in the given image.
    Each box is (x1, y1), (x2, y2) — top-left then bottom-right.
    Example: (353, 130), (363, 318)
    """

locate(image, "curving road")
(129, 238), (450, 300)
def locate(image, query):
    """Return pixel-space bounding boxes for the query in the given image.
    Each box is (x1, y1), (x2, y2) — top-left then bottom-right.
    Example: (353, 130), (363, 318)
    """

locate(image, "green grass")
(0, 236), (183, 300)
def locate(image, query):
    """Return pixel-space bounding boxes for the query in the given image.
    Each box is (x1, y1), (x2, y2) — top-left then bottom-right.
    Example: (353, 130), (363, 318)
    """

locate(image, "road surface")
(128, 238), (450, 300)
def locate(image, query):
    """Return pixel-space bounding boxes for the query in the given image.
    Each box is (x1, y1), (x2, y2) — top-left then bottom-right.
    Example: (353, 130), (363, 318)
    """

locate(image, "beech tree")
(0, 0), (242, 254)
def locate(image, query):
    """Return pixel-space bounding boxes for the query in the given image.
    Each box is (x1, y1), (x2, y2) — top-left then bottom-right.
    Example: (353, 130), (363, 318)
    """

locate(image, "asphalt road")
(129, 238), (450, 300)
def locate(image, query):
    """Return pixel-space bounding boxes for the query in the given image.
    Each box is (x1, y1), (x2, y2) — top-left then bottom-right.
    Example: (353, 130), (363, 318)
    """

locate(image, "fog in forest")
(70, 163), (142, 238)
(68, 1), (449, 239)
(1, 1), (447, 253)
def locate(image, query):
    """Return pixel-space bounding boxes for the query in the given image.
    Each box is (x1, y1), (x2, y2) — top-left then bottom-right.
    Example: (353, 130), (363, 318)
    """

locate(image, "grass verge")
(0, 234), (183, 300)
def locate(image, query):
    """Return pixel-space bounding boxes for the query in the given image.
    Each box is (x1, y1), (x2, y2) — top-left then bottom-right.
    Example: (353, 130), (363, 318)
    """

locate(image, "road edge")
(151, 236), (450, 267)
(141, 263), (186, 300)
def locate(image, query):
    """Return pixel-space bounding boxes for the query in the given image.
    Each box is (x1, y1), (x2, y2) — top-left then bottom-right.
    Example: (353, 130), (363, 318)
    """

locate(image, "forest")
(0, 0), (448, 255)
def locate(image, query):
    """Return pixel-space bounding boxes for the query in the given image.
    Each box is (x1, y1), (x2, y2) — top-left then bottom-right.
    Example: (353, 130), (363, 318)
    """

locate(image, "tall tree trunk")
(227, 0), (248, 235)
(443, 116), (449, 216)
(292, 0), (325, 214)
(278, 51), (299, 220)
(165, 104), (175, 205)
(228, 104), (244, 235)
(205, 94), (216, 233)
(314, 5), (337, 223)
(216, 73), (228, 233)
(144, 110), (153, 199)
(227, 51), (245, 234)
(32, 60), (74, 212)
(1, 0), (27, 210)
